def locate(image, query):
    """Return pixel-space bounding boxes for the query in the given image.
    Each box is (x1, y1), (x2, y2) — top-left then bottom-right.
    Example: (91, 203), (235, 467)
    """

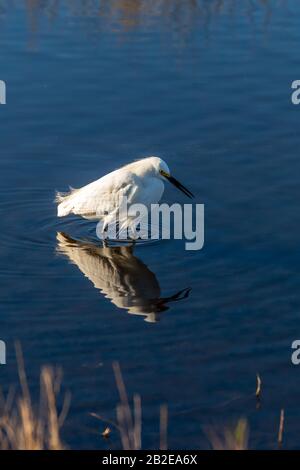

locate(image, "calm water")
(1, 0), (300, 449)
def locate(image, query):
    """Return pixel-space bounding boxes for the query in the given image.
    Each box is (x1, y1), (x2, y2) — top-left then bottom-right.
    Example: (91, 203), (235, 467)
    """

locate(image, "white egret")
(56, 157), (194, 229)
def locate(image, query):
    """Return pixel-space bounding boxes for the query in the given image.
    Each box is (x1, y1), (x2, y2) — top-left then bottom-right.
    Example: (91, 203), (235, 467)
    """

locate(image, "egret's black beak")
(162, 172), (194, 199)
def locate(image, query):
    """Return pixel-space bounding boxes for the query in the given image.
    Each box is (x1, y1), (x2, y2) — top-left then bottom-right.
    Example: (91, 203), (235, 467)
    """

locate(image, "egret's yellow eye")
(160, 170), (170, 178)
(160, 170), (194, 198)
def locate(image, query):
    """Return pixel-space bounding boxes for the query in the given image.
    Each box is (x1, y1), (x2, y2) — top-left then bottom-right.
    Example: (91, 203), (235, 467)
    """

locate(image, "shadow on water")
(56, 231), (191, 323)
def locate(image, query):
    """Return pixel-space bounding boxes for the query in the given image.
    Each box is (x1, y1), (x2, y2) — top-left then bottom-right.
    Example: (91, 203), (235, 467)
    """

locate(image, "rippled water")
(1, 0), (300, 449)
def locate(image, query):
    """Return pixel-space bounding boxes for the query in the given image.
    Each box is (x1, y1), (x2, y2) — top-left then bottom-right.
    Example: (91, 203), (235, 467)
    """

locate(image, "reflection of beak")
(162, 172), (194, 199)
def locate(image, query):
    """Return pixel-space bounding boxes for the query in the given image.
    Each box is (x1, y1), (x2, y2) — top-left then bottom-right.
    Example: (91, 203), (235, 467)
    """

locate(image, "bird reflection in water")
(57, 232), (191, 323)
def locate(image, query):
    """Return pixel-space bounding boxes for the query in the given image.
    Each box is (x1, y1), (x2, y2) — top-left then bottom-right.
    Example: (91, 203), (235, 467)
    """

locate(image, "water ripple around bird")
(0, 188), (161, 255)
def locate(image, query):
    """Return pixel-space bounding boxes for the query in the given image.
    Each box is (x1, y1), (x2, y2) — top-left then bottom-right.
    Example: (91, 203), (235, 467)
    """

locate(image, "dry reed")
(278, 409), (285, 447)
(0, 342), (71, 450)
(206, 418), (249, 450)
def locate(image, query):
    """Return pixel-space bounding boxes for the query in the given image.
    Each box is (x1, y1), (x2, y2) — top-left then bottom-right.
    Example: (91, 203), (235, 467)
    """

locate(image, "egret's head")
(152, 156), (194, 199)
(142, 156), (170, 176)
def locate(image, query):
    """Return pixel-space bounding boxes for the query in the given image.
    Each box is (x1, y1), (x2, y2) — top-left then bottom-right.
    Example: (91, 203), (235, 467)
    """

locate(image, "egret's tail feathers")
(55, 187), (79, 203)
(55, 187), (79, 217)
(55, 191), (67, 204)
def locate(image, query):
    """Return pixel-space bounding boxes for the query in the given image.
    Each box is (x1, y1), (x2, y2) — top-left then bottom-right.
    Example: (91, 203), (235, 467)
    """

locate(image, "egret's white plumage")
(56, 156), (193, 227)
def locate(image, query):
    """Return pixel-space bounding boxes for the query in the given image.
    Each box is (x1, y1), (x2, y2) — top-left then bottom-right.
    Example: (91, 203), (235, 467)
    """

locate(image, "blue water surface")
(0, 0), (300, 449)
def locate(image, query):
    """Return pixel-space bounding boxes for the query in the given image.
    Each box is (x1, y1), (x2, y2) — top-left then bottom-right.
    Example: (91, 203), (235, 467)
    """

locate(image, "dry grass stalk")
(278, 409), (284, 447)
(255, 373), (262, 399)
(93, 363), (171, 450)
(113, 361), (142, 450)
(0, 343), (70, 450)
(160, 404), (168, 450)
(133, 394), (142, 450)
(206, 418), (249, 450)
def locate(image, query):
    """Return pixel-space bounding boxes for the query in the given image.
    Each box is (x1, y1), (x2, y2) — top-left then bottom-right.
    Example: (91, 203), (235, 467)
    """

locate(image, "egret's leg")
(100, 222), (109, 248)
(102, 220), (108, 236)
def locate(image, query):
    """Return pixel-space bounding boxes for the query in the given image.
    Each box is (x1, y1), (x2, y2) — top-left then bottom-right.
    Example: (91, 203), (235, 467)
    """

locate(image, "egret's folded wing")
(57, 170), (139, 218)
